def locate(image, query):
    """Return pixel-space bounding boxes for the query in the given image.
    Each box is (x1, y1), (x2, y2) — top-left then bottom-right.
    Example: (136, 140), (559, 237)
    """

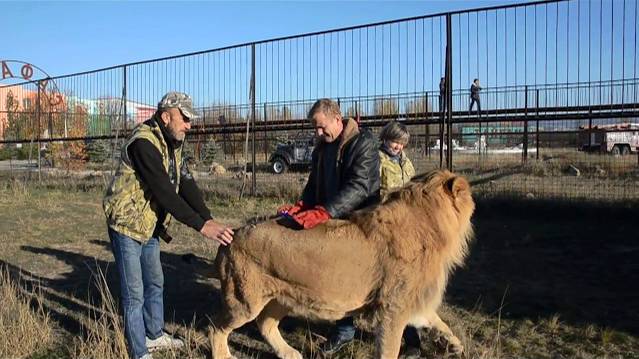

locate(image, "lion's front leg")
(375, 312), (408, 359)
(209, 324), (235, 359)
(256, 300), (301, 359)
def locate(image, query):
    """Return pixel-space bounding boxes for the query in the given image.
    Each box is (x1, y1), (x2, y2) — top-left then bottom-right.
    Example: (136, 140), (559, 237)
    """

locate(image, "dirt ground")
(0, 174), (638, 358)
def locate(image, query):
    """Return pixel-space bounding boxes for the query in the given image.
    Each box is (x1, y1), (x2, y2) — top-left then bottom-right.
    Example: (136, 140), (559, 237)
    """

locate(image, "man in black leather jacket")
(278, 98), (380, 353)
(278, 98), (380, 226)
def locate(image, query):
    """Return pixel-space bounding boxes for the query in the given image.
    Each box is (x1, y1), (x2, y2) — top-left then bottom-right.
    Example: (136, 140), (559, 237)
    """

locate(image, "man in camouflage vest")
(103, 92), (234, 359)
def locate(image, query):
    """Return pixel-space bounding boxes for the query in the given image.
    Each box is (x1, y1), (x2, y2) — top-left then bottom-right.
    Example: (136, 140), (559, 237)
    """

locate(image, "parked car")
(268, 133), (314, 174)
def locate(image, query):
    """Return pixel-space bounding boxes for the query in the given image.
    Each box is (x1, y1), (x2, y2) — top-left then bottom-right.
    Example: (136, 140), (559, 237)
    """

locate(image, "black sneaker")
(401, 346), (422, 358)
(319, 333), (354, 355)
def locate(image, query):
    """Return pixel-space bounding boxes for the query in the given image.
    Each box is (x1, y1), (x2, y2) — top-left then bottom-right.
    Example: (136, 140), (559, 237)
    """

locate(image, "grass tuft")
(0, 265), (54, 358)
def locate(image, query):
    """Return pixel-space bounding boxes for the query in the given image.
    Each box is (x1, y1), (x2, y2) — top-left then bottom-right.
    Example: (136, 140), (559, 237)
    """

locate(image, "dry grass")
(70, 267), (210, 359)
(0, 266), (54, 358)
(71, 268), (128, 359)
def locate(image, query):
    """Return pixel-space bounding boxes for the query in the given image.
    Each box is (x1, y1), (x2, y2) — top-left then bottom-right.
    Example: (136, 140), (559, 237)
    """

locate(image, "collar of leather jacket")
(336, 117), (360, 162)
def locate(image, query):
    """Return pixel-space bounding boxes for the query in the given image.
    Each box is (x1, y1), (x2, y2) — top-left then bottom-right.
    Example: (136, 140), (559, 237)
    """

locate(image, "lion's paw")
(212, 355), (236, 359)
(276, 348), (303, 359)
(211, 353), (237, 359)
(447, 336), (463, 355)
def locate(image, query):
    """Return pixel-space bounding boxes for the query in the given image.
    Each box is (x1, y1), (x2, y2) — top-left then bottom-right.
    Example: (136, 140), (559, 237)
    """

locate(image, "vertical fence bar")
(536, 88), (540, 160)
(478, 120), (482, 158)
(36, 80), (42, 181)
(251, 44), (257, 196)
(263, 102), (268, 160)
(588, 115), (592, 151)
(445, 13), (453, 171)
(424, 93), (430, 158)
(123, 66), (128, 134)
(523, 85), (529, 163)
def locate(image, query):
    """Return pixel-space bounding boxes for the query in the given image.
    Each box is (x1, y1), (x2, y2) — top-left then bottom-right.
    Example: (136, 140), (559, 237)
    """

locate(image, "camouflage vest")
(103, 121), (183, 242)
(379, 150), (415, 199)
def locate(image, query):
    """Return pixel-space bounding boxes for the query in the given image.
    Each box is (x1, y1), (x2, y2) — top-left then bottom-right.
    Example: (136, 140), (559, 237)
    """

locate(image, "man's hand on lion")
(200, 219), (234, 246)
(276, 200), (306, 216)
(291, 205), (331, 229)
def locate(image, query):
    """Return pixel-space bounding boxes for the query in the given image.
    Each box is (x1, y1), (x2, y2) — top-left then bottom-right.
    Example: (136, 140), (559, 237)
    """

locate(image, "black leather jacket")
(301, 118), (381, 219)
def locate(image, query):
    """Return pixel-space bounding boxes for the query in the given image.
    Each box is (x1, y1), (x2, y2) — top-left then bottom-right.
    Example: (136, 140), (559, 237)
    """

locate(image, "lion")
(209, 170), (475, 359)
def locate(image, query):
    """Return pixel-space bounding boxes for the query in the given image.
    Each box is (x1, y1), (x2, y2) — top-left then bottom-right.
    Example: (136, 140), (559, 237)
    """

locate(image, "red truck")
(578, 123), (639, 155)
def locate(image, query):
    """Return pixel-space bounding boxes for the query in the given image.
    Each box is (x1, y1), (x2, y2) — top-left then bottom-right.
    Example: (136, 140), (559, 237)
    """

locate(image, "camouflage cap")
(158, 91), (199, 119)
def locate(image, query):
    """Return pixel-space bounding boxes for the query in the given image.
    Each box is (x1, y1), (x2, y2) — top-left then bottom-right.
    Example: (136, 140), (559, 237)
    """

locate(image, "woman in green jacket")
(379, 120), (416, 199)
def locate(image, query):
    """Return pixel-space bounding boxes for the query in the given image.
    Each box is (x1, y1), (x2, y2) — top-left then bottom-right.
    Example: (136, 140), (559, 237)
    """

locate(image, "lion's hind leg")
(256, 301), (301, 359)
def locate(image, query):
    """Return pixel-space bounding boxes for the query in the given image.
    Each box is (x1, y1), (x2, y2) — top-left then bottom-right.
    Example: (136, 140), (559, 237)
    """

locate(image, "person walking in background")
(439, 77), (447, 114)
(469, 78), (482, 117)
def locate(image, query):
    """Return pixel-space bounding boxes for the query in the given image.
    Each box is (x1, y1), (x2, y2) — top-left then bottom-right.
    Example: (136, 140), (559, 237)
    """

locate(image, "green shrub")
(0, 144), (37, 161)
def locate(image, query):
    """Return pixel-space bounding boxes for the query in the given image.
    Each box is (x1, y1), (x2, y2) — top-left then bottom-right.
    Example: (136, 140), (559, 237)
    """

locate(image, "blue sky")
(3, 0), (525, 77)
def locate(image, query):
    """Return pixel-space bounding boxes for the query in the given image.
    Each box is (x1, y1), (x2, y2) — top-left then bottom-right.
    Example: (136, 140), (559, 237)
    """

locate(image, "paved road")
(0, 160), (39, 171)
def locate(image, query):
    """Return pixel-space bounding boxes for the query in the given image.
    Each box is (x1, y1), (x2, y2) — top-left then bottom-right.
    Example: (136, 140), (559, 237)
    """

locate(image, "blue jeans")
(108, 228), (165, 359)
(334, 316), (356, 341)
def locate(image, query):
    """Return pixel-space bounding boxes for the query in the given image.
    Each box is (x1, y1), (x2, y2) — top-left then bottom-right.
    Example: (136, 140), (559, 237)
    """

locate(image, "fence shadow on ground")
(6, 241), (284, 357)
(447, 197), (639, 336)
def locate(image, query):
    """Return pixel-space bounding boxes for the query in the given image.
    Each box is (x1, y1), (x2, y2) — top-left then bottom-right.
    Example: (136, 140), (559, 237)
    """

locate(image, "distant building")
(0, 86), (154, 141)
(68, 96), (155, 136)
(459, 121), (525, 147)
(0, 86), (67, 141)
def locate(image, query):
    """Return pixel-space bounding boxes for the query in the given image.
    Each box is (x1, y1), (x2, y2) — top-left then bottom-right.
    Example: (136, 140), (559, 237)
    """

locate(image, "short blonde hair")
(308, 98), (341, 120)
(379, 121), (410, 145)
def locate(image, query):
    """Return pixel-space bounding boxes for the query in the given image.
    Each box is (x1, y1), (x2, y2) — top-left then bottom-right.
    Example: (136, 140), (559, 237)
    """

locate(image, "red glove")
(292, 206), (331, 229)
(277, 200), (306, 216)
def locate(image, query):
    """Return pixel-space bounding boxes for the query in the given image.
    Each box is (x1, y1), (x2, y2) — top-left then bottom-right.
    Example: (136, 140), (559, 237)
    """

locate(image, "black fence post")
(535, 89), (540, 160)
(263, 102), (268, 160)
(439, 90), (445, 169)
(123, 65), (128, 133)
(523, 85), (529, 164)
(424, 92), (430, 158)
(36, 80), (42, 181)
(588, 109), (592, 151)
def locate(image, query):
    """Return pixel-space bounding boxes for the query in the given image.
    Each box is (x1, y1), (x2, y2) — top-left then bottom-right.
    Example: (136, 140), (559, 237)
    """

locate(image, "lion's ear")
(445, 176), (469, 199)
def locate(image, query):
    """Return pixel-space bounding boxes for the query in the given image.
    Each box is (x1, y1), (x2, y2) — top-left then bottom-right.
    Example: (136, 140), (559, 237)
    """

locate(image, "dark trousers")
(333, 316), (356, 339)
(403, 326), (421, 348)
(332, 317), (421, 349)
(469, 97), (481, 116)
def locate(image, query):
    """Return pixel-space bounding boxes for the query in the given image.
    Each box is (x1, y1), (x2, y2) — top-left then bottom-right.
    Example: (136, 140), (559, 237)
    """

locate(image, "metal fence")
(1, 0), (638, 202)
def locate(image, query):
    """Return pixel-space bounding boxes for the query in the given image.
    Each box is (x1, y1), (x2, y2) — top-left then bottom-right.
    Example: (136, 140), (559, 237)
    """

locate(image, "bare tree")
(373, 98), (399, 116)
